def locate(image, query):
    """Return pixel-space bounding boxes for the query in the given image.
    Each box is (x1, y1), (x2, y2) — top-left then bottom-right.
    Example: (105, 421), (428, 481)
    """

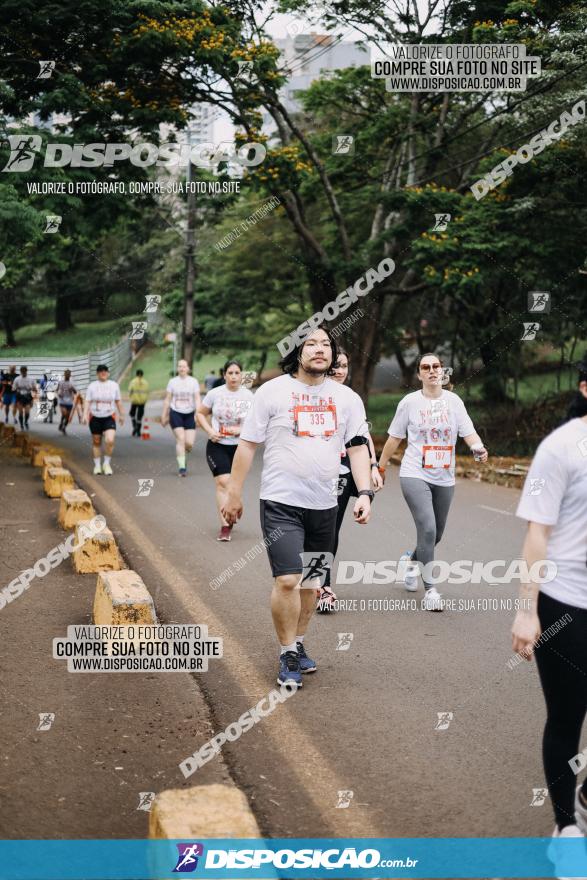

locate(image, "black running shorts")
(206, 440), (237, 477)
(89, 415), (116, 434)
(259, 500), (337, 578)
(169, 408), (196, 430)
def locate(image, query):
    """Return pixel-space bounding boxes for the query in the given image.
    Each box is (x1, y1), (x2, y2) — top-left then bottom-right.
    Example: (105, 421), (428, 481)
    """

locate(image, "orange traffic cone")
(141, 417), (151, 440)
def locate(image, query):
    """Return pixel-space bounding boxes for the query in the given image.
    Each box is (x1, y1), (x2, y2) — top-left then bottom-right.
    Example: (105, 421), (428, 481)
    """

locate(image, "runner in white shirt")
(222, 326), (372, 690)
(512, 415), (587, 869)
(378, 352), (488, 611)
(197, 359), (253, 541)
(57, 370), (77, 434)
(161, 359), (201, 477)
(82, 364), (124, 475)
(12, 366), (37, 431)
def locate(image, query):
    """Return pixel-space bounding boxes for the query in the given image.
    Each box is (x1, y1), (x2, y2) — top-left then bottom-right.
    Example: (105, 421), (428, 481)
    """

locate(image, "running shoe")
(277, 651), (302, 689)
(217, 526), (232, 542)
(399, 551), (419, 592)
(575, 786), (587, 835)
(317, 585), (337, 613)
(93, 461), (102, 475)
(179, 467), (187, 477)
(422, 587), (444, 612)
(548, 824), (587, 880)
(296, 641), (317, 673)
(102, 462), (113, 476)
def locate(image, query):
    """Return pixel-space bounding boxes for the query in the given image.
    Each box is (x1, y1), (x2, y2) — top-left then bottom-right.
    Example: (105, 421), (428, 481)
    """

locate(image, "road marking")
(68, 460), (386, 839)
(478, 504), (514, 516)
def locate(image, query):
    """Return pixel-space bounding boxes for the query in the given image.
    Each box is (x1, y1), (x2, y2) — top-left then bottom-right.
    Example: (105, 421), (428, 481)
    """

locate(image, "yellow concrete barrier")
(32, 445), (62, 466)
(58, 489), (96, 530)
(0, 425), (16, 445)
(41, 455), (63, 480)
(43, 466), (75, 498)
(13, 432), (27, 452)
(27, 439), (42, 459)
(93, 570), (156, 625)
(149, 785), (261, 839)
(72, 521), (123, 573)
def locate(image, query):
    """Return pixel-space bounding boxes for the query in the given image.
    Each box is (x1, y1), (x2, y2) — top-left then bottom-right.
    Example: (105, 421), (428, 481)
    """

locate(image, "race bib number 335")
(294, 405), (337, 437)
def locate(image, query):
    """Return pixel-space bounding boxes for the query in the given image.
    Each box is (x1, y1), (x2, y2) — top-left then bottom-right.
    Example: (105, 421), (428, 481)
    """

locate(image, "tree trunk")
(393, 340), (417, 389)
(55, 288), (73, 331)
(479, 338), (508, 402)
(2, 302), (16, 346)
(257, 349), (268, 379)
(348, 297), (384, 404)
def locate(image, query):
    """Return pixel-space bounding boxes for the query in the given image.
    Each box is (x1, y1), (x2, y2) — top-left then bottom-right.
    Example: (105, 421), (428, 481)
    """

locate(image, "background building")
(273, 33), (368, 115)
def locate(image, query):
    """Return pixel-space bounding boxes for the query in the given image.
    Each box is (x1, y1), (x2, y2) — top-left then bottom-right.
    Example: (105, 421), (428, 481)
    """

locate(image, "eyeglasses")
(420, 364), (442, 372)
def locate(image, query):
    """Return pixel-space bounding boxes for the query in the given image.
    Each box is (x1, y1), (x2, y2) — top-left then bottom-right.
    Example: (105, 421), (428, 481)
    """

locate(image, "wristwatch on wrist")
(370, 462), (378, 469)
(358, 489), (375, 500)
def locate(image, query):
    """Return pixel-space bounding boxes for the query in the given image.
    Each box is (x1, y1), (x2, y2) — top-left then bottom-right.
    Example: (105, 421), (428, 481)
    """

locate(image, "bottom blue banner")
(1, 837), (587, 879)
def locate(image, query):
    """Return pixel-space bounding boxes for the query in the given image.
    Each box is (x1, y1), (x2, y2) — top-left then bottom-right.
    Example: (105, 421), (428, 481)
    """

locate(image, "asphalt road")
(25, 407), (552, 842)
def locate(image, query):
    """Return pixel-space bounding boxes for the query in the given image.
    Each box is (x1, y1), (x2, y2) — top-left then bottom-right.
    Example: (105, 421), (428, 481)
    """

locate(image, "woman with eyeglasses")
(378, 353), (488, 611)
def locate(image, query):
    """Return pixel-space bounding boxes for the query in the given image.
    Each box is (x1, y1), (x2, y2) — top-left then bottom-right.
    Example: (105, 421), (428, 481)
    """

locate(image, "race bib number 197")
(294, 405), (337, 438)
(422, 445), (453, 469)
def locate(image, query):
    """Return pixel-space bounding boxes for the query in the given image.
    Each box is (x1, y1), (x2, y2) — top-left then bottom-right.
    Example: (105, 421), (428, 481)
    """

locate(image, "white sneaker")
(576, 786), (587, 835)
(102, 462), (113, 476)
(93, 461), (102, 475)
(548, 824), (587, 880)
(399, 551), (419, 591)
(422, 587), (444, 612)
(404, 565), (419, 592)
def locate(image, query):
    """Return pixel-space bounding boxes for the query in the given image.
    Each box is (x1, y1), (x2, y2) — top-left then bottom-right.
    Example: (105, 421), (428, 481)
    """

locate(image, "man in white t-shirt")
(222, 327), (372, 690)
(83, 364), (124, 475)
(512, 415), (587, 859)
(161, 359), (201, 477)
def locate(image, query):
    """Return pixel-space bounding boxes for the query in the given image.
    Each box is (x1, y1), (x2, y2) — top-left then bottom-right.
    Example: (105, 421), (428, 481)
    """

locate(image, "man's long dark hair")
(279, 325), (339, 377)
(564, 354), (587, 422)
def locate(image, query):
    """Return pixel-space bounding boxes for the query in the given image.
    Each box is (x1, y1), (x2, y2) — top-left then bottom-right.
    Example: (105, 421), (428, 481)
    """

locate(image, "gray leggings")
(399, 477), (455, 589)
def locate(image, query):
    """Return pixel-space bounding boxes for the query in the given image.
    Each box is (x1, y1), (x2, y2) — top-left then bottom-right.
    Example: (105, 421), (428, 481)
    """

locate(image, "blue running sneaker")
(296, 641), (317, 673)
(179, 467), (187, 477)
(277, 651), (302, 688)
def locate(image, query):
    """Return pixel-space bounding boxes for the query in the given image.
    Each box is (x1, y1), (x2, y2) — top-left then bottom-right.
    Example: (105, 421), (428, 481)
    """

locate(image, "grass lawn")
(367, 392), (404, 433)
(123, 344), (277, 393)
(0, 317), (139, 358)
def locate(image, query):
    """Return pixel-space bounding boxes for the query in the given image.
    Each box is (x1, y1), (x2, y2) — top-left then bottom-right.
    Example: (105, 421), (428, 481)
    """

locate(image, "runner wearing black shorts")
(57, 370), (77, 434)
(12, 367), (37, 431)
(197, 360), (253, 541)
(2, 366), (17, 424)
(222, 326), (373, 690)
(83, 365), (125, 475)
(162, 360), (201, 477)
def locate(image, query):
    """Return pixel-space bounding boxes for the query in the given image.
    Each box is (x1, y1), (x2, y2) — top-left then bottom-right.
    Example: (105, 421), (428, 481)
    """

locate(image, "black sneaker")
(277, 651), (302, 688)
(296, 641), (317, 673)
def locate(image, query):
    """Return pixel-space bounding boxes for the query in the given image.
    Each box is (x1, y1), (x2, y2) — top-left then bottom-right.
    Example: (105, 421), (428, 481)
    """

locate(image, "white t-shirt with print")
(86, 380), (121, 418)
(166, 376), (200, 414)
(388, 390), (475, 486)
(240, 374), (369, 509)
(516, 418), (587, 611)
(12, 376), (36, 395)
(202, 385), (254, 446)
